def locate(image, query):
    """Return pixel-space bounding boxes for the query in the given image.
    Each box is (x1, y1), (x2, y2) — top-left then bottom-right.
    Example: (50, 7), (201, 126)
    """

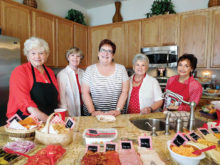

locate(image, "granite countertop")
(0, 111), (215, 165)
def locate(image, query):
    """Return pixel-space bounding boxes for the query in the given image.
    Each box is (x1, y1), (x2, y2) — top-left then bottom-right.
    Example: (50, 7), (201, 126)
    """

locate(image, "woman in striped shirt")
(81, 39), (129, 116)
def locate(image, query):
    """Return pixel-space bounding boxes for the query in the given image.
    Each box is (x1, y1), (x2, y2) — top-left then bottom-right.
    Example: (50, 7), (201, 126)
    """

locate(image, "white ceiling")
(68, 0), (128, 9)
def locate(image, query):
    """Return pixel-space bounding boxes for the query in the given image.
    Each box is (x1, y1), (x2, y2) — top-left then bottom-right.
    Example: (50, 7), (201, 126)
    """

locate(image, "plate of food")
(199, 104), (217, 119)
(203, 89), (220, 96)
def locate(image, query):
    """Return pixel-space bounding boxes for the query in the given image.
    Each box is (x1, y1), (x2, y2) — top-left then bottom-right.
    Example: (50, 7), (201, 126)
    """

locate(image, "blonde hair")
(23, 37), (49, 56)
(65, 47), (84, 61)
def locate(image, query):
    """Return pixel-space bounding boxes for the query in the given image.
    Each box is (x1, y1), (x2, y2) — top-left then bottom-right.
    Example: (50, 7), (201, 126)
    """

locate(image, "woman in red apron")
(7, 37), (59, 121)
(164, 54), (202, 112)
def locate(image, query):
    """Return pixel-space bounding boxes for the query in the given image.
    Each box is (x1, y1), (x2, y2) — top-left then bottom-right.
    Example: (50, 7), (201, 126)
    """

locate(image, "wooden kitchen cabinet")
(210, 9), (220, 67)
(89, 23), (126, 66)
(109, 24), (126, 66)
(142, 17), (159, 47)
(32, 11), (56, 66)
(141, 14), (178, 47)
(89, 26), (109, 64)
(74, 23), (88, 68)
(1, 0), (31, 63)
(56, 18), (74, 67)
(125, 20), (141, 68)
(179, 10), (209, 68)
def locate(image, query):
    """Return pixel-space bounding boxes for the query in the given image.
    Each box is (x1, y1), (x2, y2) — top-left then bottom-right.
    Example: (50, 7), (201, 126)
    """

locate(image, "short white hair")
(132, 53), (149, 65)
(23, 37), (49, 56)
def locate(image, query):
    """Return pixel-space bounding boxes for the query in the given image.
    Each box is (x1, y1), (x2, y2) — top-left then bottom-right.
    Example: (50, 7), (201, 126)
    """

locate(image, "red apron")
(165, 77), (191, 111)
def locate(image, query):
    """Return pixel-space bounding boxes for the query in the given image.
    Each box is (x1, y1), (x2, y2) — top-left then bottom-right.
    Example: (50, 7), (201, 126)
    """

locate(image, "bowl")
(167, 140), (205, 165)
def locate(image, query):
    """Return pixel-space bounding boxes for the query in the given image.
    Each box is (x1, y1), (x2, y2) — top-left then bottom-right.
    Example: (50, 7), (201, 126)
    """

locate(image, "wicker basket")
(23, 0), (37, 8)
(35, 113), (73, 146)
(208, 0), (220, 7)
(4, 126), (36, 141)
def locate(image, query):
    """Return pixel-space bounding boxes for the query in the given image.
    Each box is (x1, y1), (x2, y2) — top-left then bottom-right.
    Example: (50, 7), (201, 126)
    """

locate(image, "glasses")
(100, 48), (113, 54)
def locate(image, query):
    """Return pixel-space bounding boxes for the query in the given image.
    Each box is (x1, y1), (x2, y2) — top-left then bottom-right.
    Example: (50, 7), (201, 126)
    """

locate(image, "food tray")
(199, 110), (217, 120)
(83, 128), (118, 145)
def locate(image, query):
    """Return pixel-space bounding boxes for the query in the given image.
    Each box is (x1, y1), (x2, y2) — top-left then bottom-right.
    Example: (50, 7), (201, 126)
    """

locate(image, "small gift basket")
(35, 113), (73, 146)
(4, 115), (38, 141)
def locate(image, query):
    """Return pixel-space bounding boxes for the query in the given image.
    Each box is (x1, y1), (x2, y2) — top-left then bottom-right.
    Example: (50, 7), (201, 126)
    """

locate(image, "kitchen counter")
(0, 111), (215, 164)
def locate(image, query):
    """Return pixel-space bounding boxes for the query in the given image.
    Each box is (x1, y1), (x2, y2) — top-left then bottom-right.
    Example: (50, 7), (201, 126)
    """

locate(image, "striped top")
(82, 64), (129, 116)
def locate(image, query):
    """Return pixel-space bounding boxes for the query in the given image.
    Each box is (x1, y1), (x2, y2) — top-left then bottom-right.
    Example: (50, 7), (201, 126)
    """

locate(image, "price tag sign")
(171, 133), (187, 147)
(65, 117), (75, 129)
(198, 128), (210, 136)
(211, 127), (220, 133)
(182, 133), (191, 141)
(138, 136), (152, 149)
(7, 114), (22, 124)
(104, 142), (117, 152)
(86, 144), (99, 153)
(188, 131), (200, 141)
(120, 141), (133, 150)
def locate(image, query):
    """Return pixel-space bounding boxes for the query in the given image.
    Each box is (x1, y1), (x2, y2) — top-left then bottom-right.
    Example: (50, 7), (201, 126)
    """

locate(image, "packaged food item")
(24, 145), (66, 165)
(138, 147), (165, 165)
(3, 141), (35, 153)
(81, 150), (121, 165)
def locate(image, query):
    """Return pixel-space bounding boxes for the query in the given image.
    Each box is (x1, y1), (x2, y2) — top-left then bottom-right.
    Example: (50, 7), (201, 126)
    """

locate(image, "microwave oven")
(141, 45), (178, 68)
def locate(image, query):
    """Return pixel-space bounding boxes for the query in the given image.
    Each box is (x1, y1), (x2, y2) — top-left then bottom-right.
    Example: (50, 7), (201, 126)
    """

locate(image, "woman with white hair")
(57, 47), (84, 117)
(7, 37), (59, 121)
(127, 54), (163, 114)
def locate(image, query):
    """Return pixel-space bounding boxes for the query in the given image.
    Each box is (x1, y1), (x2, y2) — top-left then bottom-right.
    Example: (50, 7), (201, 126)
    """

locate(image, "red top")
(7, 62), (59, 118)
(165, 75), (202, 111)
(75, 73), (83, 106)
(127, 84), (141, 114)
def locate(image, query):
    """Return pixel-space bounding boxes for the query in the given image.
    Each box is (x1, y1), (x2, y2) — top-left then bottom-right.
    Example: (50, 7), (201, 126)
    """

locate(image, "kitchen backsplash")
(52, 66), (220, 82)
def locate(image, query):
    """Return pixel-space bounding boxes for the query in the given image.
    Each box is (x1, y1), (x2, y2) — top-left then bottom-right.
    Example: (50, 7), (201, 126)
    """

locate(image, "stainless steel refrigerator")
(0, 35), (20, 126)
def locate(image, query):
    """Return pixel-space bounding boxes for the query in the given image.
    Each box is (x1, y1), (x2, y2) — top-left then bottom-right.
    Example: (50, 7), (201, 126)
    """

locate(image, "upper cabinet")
(89, 26), (109, 64)
(1, 1), (31, 63)
(32, 11), (56, 66)
(141, 14), (178, 47)
(89, 23), (126, 66)
(74, 24), (88, 69)
(179, 10), (209, 68)
(109, 24), (126, 66)
(56, 18), (74, 67)
(125, 20), (141, 68)
(210, 9), (220, 67)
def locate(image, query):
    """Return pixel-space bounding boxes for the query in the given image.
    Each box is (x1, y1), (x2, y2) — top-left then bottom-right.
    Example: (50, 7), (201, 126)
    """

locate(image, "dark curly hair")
(98, 39), (116, 54)
(178, 54), (197, 74)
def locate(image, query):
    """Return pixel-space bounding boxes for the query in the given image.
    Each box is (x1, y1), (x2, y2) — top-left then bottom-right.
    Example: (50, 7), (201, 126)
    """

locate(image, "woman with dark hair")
(81, 39), (129, 116)
(164, 54), (202, 112)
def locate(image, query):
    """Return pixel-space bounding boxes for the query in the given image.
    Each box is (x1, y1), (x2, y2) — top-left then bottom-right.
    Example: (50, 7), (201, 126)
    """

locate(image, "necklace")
(133, 74), (145, 83)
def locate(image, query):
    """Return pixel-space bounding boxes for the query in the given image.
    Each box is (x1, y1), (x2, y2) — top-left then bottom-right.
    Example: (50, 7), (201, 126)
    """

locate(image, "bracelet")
(116, 107), (121, 111)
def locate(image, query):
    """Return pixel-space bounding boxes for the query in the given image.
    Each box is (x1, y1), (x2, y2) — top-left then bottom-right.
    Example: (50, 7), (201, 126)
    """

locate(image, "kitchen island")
(0, 112), (215, 165)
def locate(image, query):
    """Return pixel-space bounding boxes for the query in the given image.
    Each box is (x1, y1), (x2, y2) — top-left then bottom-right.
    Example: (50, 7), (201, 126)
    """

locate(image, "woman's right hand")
(91, 111), (105, 116)
(27, 107), (48, 122)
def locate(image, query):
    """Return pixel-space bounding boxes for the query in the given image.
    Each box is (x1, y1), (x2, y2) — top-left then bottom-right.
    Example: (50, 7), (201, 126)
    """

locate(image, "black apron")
(17, 65), (58, 119)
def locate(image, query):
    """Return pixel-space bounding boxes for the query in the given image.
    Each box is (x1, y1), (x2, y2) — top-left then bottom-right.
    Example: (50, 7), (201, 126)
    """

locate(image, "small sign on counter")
(138, 136), (152, 149)
(104, 142), (117, 152)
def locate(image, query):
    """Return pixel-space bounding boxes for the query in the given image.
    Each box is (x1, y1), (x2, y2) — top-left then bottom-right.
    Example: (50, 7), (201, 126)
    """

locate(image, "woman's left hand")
(140, 107), (152, 114)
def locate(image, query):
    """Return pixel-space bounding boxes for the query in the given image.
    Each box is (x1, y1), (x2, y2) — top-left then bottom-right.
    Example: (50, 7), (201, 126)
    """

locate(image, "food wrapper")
(96, 115), (116, 122)
(41, 124), (58, 134)
(51, 115), (65, 124)
(8, 120), (27, 130)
